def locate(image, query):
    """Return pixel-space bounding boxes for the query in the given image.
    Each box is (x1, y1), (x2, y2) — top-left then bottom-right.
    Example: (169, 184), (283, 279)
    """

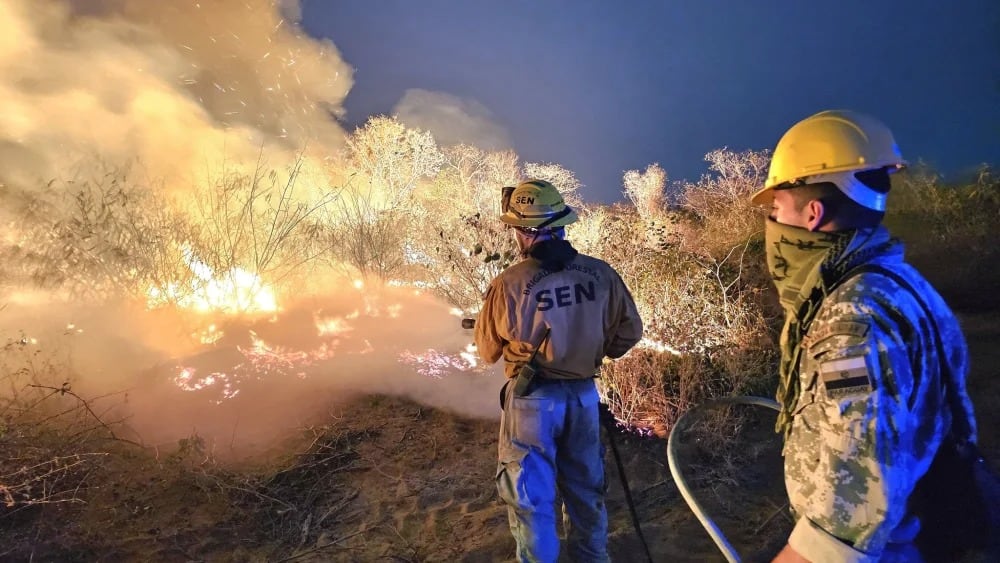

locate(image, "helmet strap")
(535, 206), (573, 229)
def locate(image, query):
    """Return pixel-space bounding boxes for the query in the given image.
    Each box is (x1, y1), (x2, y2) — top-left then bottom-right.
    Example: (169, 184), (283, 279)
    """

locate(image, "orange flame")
(148, 249), (277, 314)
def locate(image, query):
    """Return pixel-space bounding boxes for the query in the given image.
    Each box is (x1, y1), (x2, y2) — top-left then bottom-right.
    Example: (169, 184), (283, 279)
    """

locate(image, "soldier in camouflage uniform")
(751, 110), (979, 562)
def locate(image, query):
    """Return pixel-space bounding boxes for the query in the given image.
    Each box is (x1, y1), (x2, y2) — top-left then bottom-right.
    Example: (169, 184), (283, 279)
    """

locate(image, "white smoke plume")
(0, 0), (352, 197)
(2, 283), (502, 458)
(393, 88), (512, 151)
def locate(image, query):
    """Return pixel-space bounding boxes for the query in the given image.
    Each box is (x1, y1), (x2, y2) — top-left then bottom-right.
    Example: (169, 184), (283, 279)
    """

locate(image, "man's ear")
(805, 199), (826, 232)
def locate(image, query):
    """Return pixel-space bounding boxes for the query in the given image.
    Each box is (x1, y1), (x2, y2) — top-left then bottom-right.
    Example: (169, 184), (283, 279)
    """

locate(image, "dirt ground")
(2, 308), (997, 562)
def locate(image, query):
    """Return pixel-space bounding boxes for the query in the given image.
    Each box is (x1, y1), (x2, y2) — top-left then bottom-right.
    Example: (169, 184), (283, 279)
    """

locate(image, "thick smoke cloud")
(393, 88), (512, 151)
(0, 0), (352, 198)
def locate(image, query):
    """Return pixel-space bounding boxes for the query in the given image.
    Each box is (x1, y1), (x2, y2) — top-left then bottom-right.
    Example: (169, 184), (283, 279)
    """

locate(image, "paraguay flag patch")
(820, 355), (872, 398)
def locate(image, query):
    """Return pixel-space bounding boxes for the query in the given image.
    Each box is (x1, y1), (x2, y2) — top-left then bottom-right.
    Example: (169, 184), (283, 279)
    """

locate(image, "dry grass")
(883, 163), (1000, 310)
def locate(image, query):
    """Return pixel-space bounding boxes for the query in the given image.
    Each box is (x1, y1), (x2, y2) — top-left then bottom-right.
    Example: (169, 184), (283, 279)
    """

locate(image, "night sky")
(300, 0), (1000, 203)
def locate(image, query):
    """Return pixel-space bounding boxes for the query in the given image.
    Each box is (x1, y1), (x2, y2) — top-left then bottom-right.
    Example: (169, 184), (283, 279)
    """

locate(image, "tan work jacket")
(475, 249), (643, 379)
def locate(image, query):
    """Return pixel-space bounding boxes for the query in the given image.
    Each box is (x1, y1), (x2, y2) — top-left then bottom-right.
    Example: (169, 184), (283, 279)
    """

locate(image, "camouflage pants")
(496, 378), (609, 563)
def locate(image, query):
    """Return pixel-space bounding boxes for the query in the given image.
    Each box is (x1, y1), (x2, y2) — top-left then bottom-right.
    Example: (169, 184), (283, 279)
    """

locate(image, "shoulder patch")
(802, 319), (870, 350)
(820, 355), (872, 399)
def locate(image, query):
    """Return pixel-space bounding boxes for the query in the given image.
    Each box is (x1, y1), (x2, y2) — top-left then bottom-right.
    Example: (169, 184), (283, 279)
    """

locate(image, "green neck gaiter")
(764, 219), (851, 436)
(765, 220), (844, 312)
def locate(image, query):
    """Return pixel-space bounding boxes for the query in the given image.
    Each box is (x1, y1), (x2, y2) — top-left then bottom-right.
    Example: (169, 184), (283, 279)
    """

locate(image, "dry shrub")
(599, 351), (704, 437)
(330, 117), (445, 283)
(578, 185), (778, 435)
(1, 155), (342, 310)
(677, 148), (770, 259)
(406, 145), (521, 310)
(883, 163), (1000, 310)
(0, 334), (126, 558)
(623, 163), (668, 219)
(600, 342), (776, 439)
(184, 154), (340, 292)
(2, 162), (193, 301)
(405, 144), (589, 311)
(328, 190), (412, 281)
(0, 330), (332, 560)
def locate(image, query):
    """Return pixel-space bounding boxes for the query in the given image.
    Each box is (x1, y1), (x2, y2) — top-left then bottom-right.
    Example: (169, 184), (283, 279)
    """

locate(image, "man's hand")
(772, 544), (810, 563)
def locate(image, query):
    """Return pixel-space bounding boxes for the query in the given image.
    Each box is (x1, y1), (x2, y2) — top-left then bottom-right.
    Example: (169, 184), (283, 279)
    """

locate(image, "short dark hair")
(785, 169), (890, 230)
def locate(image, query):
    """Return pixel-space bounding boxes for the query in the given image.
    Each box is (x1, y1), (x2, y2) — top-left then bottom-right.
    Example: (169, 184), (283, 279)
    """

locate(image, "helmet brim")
(750, 186), (774, 206)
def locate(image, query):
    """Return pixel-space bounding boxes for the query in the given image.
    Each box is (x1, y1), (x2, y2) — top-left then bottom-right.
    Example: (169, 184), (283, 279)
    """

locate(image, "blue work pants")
(496, 378), (609, 563)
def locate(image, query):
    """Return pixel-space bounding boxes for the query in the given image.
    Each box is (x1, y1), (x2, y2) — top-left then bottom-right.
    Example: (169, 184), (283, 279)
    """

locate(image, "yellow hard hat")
(500, 179), (578, 229)
(751, 110), (907, 211)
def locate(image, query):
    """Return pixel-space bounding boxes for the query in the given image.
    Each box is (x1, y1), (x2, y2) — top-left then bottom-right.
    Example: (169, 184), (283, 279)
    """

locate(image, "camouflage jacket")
(782, 241), (976, 562)
(474, 241), (642, 379)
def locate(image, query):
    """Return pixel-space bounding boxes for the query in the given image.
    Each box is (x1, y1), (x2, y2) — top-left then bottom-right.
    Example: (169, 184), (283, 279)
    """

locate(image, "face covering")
(764, 218), (851, 435)
(764, 219), (845, 313)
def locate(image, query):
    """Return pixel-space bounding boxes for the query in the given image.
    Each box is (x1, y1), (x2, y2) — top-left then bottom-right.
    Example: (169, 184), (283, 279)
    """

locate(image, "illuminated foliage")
(2, 113), (991, 437)
(330, 116), (444, 281)
(1, 161), (192, 301)
(578, 150), (779, 434)
(407, 144), (521, 310)
(622, 163), (667, 219)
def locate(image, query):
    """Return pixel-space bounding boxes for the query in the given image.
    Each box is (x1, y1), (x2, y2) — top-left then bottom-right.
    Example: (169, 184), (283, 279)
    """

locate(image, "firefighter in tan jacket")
(475, 179), (643, 563)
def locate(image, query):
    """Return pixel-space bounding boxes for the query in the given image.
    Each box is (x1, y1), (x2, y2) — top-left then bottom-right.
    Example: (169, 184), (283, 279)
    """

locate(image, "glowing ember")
(162, 283), (476, 401)
(241, 331), (338, 376)
(399, 343), (481, 378)
(315, 315), (353, 337)
(194, 324), (224, 345)
(173, 367), (240, 402)
(170, 331), (340, 402)
(458, 342), (479, 367)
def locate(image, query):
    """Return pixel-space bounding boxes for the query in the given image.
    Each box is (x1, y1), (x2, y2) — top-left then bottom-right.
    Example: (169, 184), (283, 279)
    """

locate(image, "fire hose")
(666, 395), (781, 563)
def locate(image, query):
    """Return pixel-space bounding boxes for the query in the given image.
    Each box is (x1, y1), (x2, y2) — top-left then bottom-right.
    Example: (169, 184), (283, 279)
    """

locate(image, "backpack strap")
(839, 264), (973, 443)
